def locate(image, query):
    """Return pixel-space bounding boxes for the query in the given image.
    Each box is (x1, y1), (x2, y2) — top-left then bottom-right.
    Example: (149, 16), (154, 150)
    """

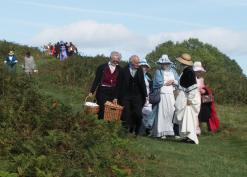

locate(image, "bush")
(0, 73), (137, 177)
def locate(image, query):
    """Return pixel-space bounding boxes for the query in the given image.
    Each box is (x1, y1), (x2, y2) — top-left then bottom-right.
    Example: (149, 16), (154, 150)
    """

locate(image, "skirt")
(151, 93), (175, 137)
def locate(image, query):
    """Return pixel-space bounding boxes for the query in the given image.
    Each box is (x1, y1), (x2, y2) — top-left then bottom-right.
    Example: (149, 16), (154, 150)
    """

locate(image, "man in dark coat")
(89, 51), (122, 119)
(119, 55), (147, 135)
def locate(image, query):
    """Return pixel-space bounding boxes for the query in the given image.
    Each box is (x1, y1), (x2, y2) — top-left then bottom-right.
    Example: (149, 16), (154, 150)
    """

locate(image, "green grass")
(132, 105), (247, 177)
(2, 56), (246, 177)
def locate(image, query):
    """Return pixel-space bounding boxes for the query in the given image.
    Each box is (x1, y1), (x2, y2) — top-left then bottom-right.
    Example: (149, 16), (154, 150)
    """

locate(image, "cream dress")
(152, 70), (177, 137)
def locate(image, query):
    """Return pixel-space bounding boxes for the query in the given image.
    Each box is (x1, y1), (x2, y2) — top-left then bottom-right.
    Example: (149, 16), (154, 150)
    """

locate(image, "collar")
(108, 61), (117, 67)
(129, 64), (136, 70)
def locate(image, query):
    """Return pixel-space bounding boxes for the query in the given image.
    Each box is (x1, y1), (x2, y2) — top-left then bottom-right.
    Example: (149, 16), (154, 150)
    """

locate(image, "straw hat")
(156, 54), (173, 64)
(176, 53), (193, 66)
(193, 61), (206, 72)
(139, 59), (150, 68)
(9, 51), (14, 55)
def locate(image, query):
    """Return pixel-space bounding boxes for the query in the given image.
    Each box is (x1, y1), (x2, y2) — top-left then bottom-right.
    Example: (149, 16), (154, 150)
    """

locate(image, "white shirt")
(9, 56), (13, 61)
(129, 67), (137, 77)
(108, 62), (116, 74)
(160, 70), (176, 94)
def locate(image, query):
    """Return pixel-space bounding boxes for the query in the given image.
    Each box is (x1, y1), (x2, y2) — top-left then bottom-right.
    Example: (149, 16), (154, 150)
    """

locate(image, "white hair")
(129, 55), (139, 62)
(110, 51), (122, 60)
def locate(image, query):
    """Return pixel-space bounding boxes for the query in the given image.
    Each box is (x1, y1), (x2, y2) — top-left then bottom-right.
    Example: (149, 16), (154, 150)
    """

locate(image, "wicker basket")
(84, 96), (99, 115)
(104, 101), (123, 121)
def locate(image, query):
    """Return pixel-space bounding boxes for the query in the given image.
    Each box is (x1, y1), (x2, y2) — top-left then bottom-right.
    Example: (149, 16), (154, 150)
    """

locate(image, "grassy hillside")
(34, 57), (247, 177)
(0, 40), (42, 62)
(0, 41), (246, 177)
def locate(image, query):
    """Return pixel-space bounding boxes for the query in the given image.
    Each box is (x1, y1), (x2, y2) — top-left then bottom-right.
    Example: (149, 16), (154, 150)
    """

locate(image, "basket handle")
(84, 95), (96, 103)
(84, 95), (90, 103)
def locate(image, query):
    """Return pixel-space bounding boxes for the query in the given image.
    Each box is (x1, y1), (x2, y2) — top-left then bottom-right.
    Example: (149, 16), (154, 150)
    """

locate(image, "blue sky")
(0, 0), (246, 74)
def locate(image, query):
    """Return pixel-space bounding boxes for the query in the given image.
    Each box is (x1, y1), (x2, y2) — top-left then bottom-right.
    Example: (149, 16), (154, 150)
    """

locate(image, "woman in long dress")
(139, 59), (153, 135)
(193, 61), (207, 134)
(59, 41), (68, 61)
(193, 61), (220, 133)
(174, 53), (201, 144)
(151, 54), (179, 139)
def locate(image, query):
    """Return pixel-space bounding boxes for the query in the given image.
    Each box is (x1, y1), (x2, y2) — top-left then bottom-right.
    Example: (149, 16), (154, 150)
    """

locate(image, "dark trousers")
(173, 124), (180, 136)
(96, 86), (116, 119)
(121, 94), (143, 135)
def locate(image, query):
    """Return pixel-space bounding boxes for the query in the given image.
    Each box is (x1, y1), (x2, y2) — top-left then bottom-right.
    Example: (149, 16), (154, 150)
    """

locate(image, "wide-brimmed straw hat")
(176, 53), (193, 66)
(156, 54), (173, 65)
(139, 59), (150, 68)
(193, 61), (206, 72)
(9, 51), (14, 55)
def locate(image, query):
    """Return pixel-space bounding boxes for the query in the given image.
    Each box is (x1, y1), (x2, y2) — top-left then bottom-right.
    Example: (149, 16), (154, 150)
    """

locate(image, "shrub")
(0, 73), (136, 177)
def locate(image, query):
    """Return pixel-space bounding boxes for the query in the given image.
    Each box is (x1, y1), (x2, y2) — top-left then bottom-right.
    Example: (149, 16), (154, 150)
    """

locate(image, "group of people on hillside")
(89, 51), (220, 144)
(44, 41), (78, 60)
(3, 50), (37, 76)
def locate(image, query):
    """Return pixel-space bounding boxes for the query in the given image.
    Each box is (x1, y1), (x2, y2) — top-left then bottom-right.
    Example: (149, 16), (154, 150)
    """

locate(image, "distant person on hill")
(24, 51), (37, 76)
(68, 42), (78, 56)
(59, 41), (68, 61)
(65, 42), (69, 55)
(4, 50), (18, 75)
(139, 59), (153, 135)
(193, 61), (220, 133)
(51, 45), (56, 57)
(89, 51), (122, 119)
(55, 42), (60, 58)
(173, 53), (201, 144)
(151, 55), (179, 139)
(119, 55), (147, 135)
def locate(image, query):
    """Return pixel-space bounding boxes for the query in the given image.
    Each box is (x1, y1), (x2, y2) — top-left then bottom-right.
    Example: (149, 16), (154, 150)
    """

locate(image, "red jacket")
(204, 86), (220, 132)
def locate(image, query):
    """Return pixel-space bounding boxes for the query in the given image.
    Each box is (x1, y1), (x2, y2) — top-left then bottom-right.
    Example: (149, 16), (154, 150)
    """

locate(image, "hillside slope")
(0, 40), (246, 177)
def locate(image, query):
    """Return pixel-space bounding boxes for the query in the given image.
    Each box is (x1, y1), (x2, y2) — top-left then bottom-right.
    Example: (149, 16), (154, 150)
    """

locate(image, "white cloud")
(150, 27), (247, 56)
(31, 20), (150, 57)
(31, 21), (247, 61)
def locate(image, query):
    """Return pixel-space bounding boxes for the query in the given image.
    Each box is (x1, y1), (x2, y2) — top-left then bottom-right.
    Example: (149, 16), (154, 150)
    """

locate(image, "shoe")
(174, 135), (181, 140)
(145, 128), (151, 136)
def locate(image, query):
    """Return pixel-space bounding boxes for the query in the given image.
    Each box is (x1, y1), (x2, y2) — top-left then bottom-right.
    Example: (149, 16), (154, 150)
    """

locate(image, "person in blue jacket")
(151, 54), (179, 139)
(4, 51), (18, 75)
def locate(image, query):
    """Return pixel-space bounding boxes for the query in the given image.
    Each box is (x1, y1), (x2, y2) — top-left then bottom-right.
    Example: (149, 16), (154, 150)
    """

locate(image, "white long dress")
(174, 85), (201, 144)
(152, 70), (177, 137)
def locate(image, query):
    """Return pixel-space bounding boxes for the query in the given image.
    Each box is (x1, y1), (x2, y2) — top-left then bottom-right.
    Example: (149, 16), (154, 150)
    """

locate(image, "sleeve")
(14, 56), (18, 63)
(4, 57), (7, 64)
(146, 73), (153, 93)
(186, 90), (198, 104)
(114, 66), (122, 99)
(140, 69), (147, 97)
(153, 70), (163, 89)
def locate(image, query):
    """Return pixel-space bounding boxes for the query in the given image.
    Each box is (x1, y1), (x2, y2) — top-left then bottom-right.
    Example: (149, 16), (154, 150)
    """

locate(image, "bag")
(142, 104), (152, 115)
(201, 94), (213, 103)
(149, 89), (161, 105)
